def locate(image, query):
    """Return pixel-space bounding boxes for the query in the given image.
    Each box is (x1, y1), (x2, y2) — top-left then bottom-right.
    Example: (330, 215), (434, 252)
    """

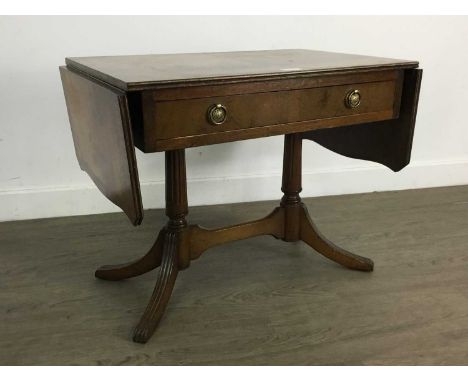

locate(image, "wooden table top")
(60, 48), (422, 227)
(65, 49), (419, 91)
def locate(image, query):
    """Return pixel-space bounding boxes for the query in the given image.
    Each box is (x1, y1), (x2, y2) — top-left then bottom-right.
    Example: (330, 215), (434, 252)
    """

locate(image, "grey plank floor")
(1, 186), (468, 365)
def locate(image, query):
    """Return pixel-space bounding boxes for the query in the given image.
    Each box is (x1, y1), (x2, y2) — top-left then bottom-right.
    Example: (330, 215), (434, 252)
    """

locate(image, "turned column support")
(281, 133), (302, 242)
(165, 150), (188, 231)
(133, 149), (189, 343)
(164, 149), (191, 270)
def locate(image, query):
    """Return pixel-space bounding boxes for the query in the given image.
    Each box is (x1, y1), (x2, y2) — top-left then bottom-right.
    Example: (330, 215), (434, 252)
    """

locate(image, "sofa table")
(60, 49), (422, 343)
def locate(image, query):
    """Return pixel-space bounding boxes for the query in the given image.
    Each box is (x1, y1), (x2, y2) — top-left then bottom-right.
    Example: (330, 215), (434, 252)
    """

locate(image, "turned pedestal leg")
(132, 149), (189, 343)
(280, 132), (303, 242)
(95, 134), (373, 344)
(96, 149), (189, 344)
(281, 133), (374, 272)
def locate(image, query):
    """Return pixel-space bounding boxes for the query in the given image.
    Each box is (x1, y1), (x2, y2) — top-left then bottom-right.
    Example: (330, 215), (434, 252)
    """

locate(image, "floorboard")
(1, 186), (468, 365)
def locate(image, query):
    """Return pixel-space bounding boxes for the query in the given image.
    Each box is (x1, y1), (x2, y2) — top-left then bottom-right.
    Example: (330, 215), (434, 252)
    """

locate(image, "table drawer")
(140, 77), (402, 150)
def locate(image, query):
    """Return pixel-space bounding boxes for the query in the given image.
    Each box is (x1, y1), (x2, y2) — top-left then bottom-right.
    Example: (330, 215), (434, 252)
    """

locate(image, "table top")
(65, 49), (419, 91)
(60, 50), (422, 226)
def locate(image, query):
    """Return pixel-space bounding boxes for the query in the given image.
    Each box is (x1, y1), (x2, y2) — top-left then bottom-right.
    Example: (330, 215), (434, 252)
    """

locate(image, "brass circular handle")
(345, 89), (361, 109)
(207, 104), (227, 125)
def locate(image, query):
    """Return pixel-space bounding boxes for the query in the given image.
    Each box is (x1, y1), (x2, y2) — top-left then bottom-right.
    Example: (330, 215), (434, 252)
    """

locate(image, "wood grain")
(303, 68), (423, 171)
(143, 80), (397, 141)
(60, 67), (143, 225)
(149, 70), (399, 101)
(144, 110), (396, 152)
(65, 49), (418, 90)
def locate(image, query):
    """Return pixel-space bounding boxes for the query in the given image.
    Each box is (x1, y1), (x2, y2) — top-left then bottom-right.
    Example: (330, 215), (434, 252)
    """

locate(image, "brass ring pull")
(345, 89), (361, 109)
(207, 104), (227, 125)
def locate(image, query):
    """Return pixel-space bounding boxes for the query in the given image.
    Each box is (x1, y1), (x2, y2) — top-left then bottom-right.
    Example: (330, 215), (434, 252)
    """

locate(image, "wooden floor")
(2, 185), (468, 365)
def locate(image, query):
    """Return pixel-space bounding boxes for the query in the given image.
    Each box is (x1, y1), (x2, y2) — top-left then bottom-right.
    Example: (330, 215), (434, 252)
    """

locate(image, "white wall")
(1, 16), (468, 222)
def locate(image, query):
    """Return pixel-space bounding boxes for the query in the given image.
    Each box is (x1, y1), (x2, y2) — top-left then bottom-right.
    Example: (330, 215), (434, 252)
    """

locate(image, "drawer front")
(145, 80), (399, 142)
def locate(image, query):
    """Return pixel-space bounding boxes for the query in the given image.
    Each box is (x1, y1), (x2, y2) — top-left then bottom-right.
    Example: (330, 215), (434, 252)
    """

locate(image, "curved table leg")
(299, 204), (374, 272)
(95, 231), (164, 281)
(133, 231), (179, 343)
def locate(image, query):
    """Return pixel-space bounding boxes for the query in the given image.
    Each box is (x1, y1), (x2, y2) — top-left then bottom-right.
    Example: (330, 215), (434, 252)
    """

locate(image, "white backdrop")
(1, 16), (467, 221)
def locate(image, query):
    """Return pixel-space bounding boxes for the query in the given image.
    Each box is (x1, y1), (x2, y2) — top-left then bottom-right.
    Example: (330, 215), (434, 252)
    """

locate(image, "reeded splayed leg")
(281, 133), (374, 272)
(299, 206), (374, 271)
(133, 230), (179, 343)
(133, 149), (188, 343)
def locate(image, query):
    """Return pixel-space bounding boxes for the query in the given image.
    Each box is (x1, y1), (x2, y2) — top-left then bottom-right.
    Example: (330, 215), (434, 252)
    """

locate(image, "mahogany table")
(60, 49), (422, 343)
